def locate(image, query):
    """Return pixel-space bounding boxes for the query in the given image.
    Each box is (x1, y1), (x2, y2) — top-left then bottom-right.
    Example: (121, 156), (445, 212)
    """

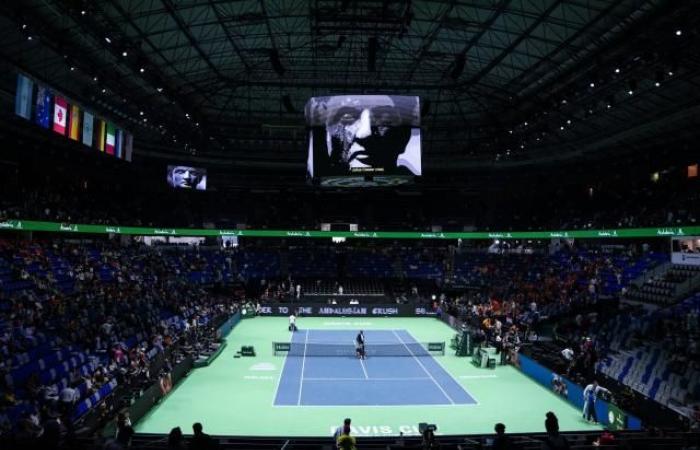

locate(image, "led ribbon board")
(0, 220), (695, 240)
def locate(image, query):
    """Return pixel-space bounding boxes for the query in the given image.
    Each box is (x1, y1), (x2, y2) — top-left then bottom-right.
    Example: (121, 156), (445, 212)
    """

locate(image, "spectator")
(333, 418), (356, 450)
(168, 426), (187, 450)
(542, 412), (569, 450)
(593, 430), (615, 446)
(333, 418), (352, 443)
(115, 412), (134, 449)
(59, 385), (78, 412)
(189, 422), (217, 450)
(492, 422), (513, 450)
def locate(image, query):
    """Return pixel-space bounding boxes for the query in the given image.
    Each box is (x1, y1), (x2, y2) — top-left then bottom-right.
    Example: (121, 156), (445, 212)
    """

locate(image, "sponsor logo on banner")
(328, 425), (424, 437)
(318, 306), (367, 315)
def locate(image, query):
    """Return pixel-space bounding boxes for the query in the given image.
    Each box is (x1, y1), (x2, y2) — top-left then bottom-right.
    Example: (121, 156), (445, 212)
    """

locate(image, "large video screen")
(306, 95), (421, 178)
(166, 165), (207, 190)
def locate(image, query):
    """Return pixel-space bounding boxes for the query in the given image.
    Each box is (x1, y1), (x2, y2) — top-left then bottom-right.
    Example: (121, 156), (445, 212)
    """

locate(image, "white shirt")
(561, 348), (574, 361)
(583, 384), (610, 403)
(60, 387), (78, 403)
(289, 314), (296, 325)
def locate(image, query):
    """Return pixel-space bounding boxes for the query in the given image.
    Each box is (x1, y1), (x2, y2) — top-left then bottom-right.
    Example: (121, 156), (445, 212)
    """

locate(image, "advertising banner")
(0, 220), (697, 241)
(517, 354), (639, 430)
(257, 304), (436, 317)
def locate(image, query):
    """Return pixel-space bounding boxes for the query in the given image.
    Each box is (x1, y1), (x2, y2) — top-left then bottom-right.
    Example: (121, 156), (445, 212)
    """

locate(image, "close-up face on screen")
(167, 165), (207, 190)
(306, 95), (421, 176)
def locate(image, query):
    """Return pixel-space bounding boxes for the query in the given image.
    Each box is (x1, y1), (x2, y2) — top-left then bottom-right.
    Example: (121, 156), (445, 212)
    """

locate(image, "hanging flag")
(95, 119), (105, 151)
(68, 105), (81, 140)
(115, 129), (123, 158)
(15, 74), (33, 119)
(124, 133), (133, 162)
(35, 85), (52, 128)
(53, 96), (68, 135)
(82, 111), (94, 147)
(105, 122), (116, 155)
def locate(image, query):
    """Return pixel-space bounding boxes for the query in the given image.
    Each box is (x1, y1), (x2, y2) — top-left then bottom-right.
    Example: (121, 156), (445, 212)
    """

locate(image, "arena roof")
(1, 0), (699, 170)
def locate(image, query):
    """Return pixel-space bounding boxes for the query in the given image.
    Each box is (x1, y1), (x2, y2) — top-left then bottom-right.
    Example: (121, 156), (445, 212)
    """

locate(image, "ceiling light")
(139, 67), (145, 73)
(27, 36), (32, 41)
(560, 126), (564, 130)
(70, 66), (75, 71)
(628, 90), (633, 95)
(589, 82), (595, 88)
(524, 122), (528, 126)
(676, 30), (682, 36)
(22, 24), (27, 30)
(156, 87), (163, 93)
(122, 51), (128, 57)
(668, 71), (674, 76)
(93, 76), (98, 81)
(655, 81), (660, 87)
(101, 88), (106, 93)
(566, 119), (571, 124)
(81, 10), (86, 15)
(614, 68), (620, 74)
(606, 104), (611, 109)
(104, 36), (111, 44)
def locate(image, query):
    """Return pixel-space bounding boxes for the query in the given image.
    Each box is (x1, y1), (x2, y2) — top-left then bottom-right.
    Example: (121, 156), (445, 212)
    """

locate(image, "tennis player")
(289, 312), (297, 332)
(355, 331), (365, 359)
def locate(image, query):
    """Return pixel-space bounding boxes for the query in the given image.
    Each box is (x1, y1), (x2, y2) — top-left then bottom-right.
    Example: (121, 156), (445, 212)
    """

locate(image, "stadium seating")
(596, 294), (700, 416)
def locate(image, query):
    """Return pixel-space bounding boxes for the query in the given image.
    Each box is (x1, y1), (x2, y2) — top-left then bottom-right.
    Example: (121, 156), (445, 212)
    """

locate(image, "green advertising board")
(607, 403), (628, 430)
(0, 219), (696, 240)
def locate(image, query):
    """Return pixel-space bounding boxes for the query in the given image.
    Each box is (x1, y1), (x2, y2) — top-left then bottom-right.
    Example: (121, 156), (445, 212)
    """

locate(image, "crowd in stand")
(440, 248), (658, 349)
(1, 233), (699, 448)
(0, 239), (239, 449)
(553, 295), (700, 426)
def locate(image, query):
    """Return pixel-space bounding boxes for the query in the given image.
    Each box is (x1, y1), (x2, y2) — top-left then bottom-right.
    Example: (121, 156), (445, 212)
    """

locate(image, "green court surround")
(135, 317), (602, 437)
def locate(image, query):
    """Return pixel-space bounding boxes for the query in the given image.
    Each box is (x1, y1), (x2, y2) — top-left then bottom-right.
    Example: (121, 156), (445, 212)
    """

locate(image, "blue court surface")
(273, 329), (477, 406)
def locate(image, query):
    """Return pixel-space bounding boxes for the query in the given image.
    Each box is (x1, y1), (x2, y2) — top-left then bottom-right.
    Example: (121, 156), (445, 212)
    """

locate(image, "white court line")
(403, 329), (480, 406)
(392, 330), (455, 405)
(304, 377), (432, 381)
(459, 375), (498, 379)
(271, 333), (293, 406)
(356, 339), (369, 379)
(296, 329), (309, 406)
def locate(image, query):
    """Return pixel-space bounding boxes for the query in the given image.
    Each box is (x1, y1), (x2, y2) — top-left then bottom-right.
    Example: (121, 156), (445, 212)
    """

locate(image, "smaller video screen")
(166, 165), (207, 190)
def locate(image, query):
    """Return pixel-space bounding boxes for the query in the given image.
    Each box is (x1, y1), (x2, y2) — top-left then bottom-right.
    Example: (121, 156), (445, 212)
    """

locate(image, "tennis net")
(273, 341), (445, 357)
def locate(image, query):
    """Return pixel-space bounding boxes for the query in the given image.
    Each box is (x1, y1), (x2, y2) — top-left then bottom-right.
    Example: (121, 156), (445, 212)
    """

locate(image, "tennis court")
(274, 329), (477, 406)
(135, 317), (602, 437)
